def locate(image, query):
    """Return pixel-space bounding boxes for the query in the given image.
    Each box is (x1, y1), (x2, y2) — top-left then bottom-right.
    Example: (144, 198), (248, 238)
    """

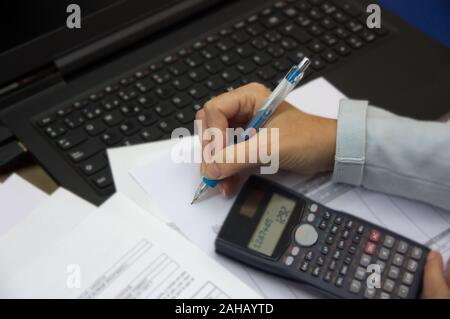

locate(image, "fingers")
(422, 251), (450, 298)
(196, 82), (271, 177)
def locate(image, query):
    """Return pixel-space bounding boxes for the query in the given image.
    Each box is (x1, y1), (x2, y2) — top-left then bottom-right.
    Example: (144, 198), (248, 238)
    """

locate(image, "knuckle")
(248, 82), (269, 92)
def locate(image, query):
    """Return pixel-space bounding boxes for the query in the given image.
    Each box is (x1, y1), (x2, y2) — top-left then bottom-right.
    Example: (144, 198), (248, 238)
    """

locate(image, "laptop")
(0, 0), (449, 205)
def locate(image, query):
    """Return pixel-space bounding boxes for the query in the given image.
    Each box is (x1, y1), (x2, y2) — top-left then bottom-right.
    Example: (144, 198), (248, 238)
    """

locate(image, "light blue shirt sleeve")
(332, 99), (450, 211)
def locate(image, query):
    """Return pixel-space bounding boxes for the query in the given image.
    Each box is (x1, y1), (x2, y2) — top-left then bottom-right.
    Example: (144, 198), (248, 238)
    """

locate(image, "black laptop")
(0, 0), (449, 205)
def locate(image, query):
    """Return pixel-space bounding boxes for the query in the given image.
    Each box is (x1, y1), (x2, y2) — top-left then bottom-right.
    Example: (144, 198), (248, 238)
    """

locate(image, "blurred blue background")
(378, 0), (450, 49)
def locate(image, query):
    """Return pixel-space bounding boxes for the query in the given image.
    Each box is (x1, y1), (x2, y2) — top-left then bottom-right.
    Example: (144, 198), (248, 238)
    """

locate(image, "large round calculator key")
(294, 224), (319, 247)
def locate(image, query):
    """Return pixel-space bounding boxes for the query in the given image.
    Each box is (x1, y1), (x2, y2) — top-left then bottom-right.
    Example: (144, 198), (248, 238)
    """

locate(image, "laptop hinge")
(55, 0), (209, 78)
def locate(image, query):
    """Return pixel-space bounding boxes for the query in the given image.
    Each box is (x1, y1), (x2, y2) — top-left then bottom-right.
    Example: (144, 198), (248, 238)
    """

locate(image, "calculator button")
(300, 261), (310, 272)
(352, 235), (361, 244)
(411, 247), (423, 260)
(402, 272), (414, 286)
(342, 230), (350, 239)
(323, 211), (331, 220)
(364, 287), (376, 299)
(406, 259), (418, 272)
(348, 245), (357, 255)
(329, 260), (337, 270)
(378, 247), (390, 260)
(397, 241), (409, 254)
(326, 235), (335, 245)
(397, 285), (410, 298)
(330, 225), (339, 234)
(285, 256), (294, 266)
(357, 225), (365, 234)
(369, 229), (381, 242)
(295, 224), (319, 247)
(307, 213), (316, 223)
(335, 276), (344, 287)
(344, 256), (353, 265)
(349, 279), (361, 294)
(354, 267), (366, 280)
(339, 265), (349, 276)
(383, 279), (395, 293)
(392, 253), (405, 266)
(316, 256), (325, 266)
(387, 266), (400, 279)
(323, 271), (332, 282)
(291, 246), (300, 256)
(360, 254), (371, 267)
(379, 292), (390, 299)
(383, 235), (395, 248)
(365, 242), (377, 255)
(312, 266), (321, 277)
(305, 251), (314, 261)
(309, 203), (318, 212)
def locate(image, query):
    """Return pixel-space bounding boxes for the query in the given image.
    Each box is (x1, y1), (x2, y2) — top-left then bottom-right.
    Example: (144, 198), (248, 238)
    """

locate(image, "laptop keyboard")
(35, 0), (389, 199)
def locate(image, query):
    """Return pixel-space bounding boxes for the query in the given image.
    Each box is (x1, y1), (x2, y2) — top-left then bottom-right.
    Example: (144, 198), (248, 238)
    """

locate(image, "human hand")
(195, 83), (337, 196)
(421, 251), (450, 299)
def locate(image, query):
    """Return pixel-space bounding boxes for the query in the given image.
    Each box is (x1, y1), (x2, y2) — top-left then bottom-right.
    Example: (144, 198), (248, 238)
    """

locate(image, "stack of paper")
(0, 179), (259, 298)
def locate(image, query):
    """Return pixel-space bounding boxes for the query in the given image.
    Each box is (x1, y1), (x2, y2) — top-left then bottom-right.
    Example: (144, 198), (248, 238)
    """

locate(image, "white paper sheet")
(0, 188), (95, 280)
(0, 174), (48, 236)
(285, 77), (346, 119)
(107, 140), (179, 222)
(0, 194), (260, 299)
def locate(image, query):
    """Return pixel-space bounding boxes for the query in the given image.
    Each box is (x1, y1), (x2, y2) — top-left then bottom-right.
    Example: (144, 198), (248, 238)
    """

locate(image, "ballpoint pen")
(191, 57), (311, 204)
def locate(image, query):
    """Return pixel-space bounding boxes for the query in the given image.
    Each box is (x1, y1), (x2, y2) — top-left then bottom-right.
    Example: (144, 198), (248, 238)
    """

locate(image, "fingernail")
(206, 163), (221, 179)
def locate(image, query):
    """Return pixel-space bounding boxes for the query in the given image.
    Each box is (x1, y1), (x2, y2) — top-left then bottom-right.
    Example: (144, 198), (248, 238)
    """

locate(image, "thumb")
(205, 138), (260, 180)
(422, 251), (449, 298)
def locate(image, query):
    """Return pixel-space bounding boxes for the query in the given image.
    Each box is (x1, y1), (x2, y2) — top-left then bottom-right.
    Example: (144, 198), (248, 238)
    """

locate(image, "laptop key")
(155, 102), (176, 117)
(137, 111), (157, 126)
(101, 130), (122, 146)
(140, 127), (163, 142)
(80, 153), (108, 176)
(252, 52), (271, 66)
(91, 169), (113, 189)
(37, 114), (56, 127)
(68, 139), (103, 163)
(120, 119), (141, 136)
(280, 23), (312, 44)
(102, 110), (123, 127)
(64, 113), (85, 129)
(44, 123), (66, 138)
(56, 130), (87, 150)
(85, 121), (106, 136)
(175, 109), (196, 124)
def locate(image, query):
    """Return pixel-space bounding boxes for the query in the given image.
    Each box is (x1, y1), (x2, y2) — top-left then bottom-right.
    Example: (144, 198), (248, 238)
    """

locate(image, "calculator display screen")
(247, 193), (296, 256)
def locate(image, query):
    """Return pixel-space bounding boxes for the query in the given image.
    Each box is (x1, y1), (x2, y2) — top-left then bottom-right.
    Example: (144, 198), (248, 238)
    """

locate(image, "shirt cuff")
(332, 99), (369, 186)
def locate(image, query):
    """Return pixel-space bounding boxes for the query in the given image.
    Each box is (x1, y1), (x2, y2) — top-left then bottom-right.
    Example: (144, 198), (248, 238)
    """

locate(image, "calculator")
(215, 175), (429, 299)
